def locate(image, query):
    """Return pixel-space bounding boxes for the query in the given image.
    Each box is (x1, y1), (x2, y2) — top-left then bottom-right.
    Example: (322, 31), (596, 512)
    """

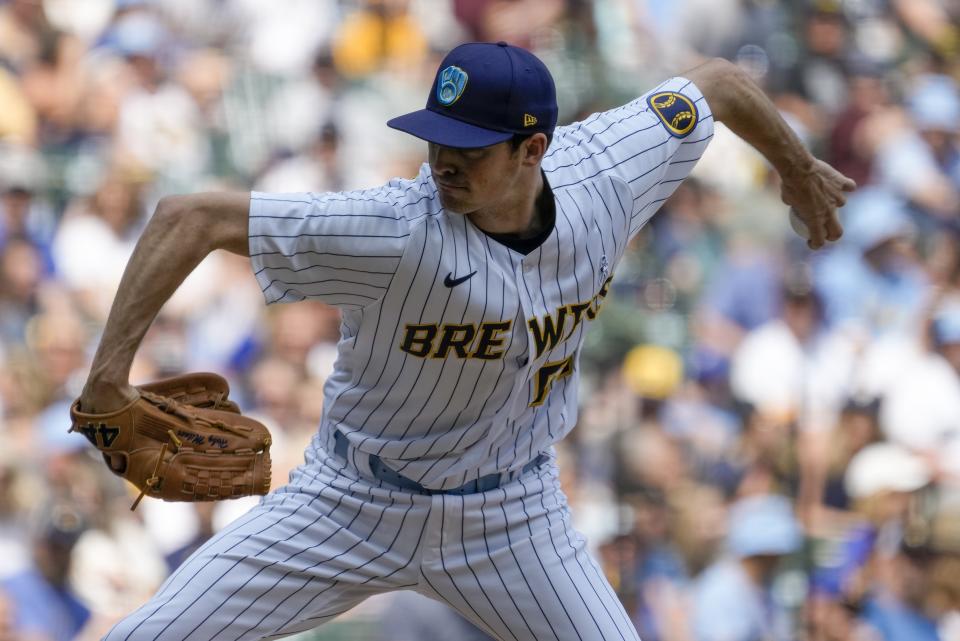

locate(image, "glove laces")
(140, 391), (251, 439)
(131, 429), (182, 511)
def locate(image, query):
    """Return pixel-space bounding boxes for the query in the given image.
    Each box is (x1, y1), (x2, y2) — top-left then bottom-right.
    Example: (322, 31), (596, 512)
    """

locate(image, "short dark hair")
(509, 132), (553, 151)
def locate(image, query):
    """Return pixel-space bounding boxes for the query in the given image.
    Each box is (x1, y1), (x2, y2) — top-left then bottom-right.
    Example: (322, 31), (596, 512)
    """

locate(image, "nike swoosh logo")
(443, 271), (477, 287)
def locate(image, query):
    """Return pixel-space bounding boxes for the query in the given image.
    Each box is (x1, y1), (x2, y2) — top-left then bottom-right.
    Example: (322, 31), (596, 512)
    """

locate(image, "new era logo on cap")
(387, 42), (558, 148)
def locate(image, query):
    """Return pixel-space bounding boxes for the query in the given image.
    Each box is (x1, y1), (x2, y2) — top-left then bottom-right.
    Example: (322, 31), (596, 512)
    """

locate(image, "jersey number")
(530, 353), (575, 407)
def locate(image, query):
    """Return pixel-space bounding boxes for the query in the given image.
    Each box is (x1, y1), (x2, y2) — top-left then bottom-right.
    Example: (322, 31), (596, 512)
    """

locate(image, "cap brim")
(387, 108), (513, 148)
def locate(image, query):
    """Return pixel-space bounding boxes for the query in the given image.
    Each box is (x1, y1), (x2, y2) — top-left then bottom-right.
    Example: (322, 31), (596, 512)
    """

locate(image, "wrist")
(85, 362), (130, 389)
(81, 376), (137, 413)
(776, 151), (816, 185)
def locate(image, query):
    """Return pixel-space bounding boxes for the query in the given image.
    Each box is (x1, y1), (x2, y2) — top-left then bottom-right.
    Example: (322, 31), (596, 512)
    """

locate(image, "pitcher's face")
(429, 141), (524, 215)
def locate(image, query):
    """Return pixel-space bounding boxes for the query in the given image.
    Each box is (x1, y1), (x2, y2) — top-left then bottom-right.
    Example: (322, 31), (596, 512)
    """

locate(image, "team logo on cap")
(647, 91), (698, 138)
(437, 66), (468, 106)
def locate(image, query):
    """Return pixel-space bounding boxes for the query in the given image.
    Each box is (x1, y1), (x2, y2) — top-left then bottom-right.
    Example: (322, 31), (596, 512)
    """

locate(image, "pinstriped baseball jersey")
(249, 76), (713, 490)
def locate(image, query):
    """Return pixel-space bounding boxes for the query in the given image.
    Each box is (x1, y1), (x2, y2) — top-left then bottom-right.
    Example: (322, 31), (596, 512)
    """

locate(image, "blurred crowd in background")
(0, 0), (959, 639)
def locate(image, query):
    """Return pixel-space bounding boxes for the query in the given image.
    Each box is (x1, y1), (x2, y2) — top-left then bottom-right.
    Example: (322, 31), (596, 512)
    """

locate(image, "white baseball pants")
(103, 438), (640, 641)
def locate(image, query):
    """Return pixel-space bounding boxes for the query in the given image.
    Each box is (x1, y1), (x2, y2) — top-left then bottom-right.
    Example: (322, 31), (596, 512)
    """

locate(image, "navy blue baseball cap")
(387, 42), (558, 148)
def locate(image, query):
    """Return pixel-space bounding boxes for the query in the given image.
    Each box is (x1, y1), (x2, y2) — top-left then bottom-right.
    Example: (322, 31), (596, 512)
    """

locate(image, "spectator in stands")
(1, 504), (89, 641)
(692, 494), (802, 641)
(873, 74), (960, 224)
(814, 188), (929, 335)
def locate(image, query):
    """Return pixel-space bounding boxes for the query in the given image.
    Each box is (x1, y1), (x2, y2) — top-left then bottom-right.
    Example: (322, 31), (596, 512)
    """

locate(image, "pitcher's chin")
(438, 192), (467, 215)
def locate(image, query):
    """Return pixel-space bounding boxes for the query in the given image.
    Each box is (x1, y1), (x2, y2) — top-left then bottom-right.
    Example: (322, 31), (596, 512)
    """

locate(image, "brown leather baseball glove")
(137, 371), (241, 413)
(70, 373), (271, 510)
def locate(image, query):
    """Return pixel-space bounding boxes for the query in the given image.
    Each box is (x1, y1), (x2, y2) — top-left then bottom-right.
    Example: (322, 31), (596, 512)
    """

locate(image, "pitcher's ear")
(521, 133), (549, 165)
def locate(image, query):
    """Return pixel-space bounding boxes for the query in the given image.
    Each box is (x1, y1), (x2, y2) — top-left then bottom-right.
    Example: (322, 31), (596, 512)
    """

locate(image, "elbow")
(688, 58), (749, 123)
(710, 57), (752, 93)
(153, 195), (193, 228)
(155, 192), (250, 256)
(151, 194), (215, 253)
(702, 57), (742, 79)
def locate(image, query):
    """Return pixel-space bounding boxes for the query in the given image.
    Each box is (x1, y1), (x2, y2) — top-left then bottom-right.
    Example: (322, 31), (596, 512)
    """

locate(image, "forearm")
(683, 58), (855, 248)
(685, 58), (814, 181)
(84, 193), (250, 406)
(88, 200), (210, 384)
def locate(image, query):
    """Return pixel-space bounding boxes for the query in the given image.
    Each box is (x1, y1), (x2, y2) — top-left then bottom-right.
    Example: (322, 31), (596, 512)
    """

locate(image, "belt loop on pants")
(333, 430), (546, 495)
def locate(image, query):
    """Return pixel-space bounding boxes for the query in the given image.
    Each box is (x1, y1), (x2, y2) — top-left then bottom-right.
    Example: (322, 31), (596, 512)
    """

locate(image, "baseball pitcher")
(73, 42), (854, 640)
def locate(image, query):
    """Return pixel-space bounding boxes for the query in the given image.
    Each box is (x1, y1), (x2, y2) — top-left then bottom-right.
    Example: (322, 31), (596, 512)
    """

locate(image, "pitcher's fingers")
(825, 212), (843, 242)
(806, 213), (827, 249)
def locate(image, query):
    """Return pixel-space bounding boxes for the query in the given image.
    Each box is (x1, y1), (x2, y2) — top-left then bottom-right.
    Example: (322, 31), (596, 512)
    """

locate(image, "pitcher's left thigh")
(420, 477), (640, 641)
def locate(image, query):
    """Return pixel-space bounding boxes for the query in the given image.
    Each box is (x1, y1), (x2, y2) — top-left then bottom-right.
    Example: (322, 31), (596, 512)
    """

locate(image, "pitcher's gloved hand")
(70, 373), (271, 510)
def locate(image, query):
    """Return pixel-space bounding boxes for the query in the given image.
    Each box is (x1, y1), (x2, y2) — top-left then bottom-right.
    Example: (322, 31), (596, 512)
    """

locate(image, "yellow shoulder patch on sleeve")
(646, 91), (699, 138)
